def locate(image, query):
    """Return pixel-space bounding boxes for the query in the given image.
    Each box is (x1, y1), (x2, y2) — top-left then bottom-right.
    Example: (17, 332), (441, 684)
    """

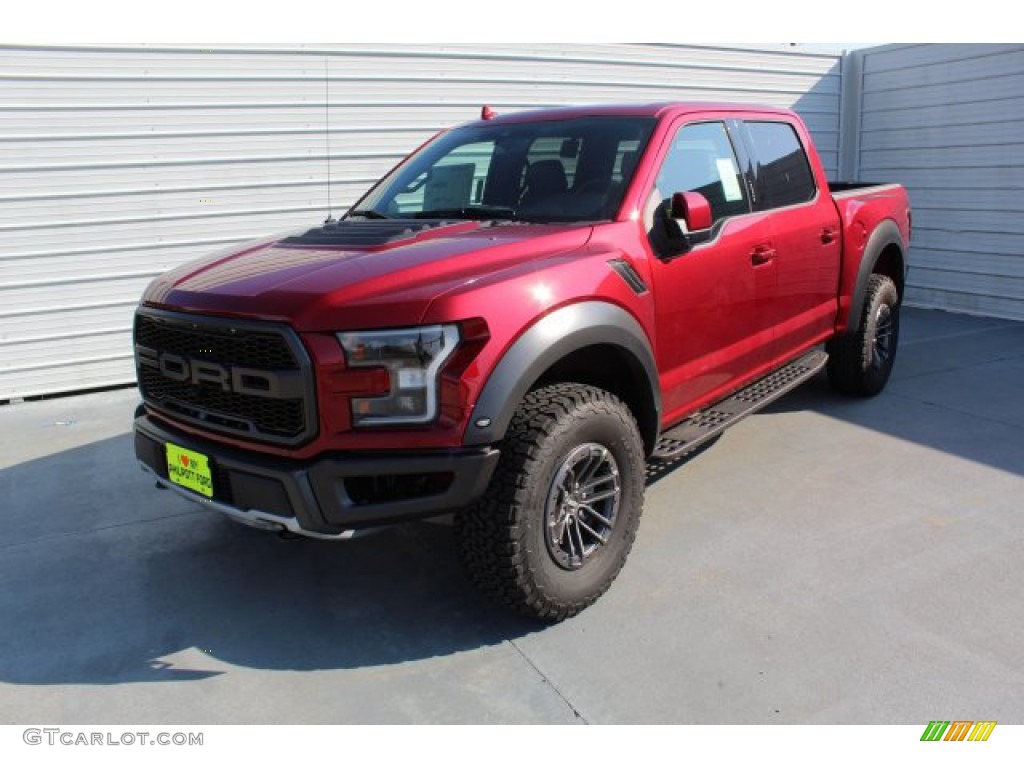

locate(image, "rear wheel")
(827, 274), (900, 396)
(456, 383), (645, 621)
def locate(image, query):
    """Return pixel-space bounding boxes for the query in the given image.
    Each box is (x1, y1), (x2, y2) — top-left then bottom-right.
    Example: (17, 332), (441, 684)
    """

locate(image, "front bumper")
(135, 413), (500, 537)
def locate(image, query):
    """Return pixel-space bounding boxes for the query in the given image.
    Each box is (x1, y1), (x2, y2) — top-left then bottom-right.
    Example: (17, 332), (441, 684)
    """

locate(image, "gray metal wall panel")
(853, 43), (1024, 321)
(0, 43), (841, 399)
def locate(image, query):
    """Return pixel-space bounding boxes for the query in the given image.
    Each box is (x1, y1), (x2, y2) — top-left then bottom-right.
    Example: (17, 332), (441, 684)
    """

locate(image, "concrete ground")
(1, 307), (1022, 724)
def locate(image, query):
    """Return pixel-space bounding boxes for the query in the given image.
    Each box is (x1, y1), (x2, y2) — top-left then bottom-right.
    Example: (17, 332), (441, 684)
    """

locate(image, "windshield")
(350, 116), (657, 223)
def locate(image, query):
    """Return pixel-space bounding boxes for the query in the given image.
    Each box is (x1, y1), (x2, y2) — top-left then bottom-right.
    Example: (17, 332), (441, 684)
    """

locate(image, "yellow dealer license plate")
(165, 442), (214, 498)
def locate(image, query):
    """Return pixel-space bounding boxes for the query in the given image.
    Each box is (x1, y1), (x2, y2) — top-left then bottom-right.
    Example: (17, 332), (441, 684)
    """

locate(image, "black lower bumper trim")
(134, 413), (499, 533)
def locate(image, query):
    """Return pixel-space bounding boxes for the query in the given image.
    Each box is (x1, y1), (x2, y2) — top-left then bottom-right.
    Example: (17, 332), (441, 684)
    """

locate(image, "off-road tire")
(827, 274), (900, 396)
(455, 383), (646, 621)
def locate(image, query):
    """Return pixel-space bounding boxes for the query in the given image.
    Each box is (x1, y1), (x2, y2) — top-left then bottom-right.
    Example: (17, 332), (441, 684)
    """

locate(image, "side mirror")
(671, 191), (712, 232)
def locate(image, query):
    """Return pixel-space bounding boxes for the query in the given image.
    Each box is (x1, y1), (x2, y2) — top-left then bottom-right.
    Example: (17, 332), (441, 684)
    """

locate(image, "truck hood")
(143, 219), (593, 331)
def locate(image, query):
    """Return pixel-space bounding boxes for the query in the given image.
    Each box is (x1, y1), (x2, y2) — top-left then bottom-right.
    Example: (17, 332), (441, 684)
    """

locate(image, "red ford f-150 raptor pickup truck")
(133, 102), (911, 620)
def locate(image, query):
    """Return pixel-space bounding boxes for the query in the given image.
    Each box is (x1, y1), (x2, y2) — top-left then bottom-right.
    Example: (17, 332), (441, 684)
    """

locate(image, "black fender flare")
(463, 301), (660, 446)
(845, 219), (906, 332)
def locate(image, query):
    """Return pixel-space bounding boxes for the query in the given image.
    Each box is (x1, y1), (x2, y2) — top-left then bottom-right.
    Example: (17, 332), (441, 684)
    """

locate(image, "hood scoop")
(279, 218), (478, 249)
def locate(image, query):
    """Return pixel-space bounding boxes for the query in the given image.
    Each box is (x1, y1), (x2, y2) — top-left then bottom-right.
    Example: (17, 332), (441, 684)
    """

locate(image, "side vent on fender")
(608, 259), (648, 295)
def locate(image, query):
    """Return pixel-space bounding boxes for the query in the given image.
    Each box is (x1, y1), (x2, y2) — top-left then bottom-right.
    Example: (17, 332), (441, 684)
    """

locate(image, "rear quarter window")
(744, 121), (816, 210)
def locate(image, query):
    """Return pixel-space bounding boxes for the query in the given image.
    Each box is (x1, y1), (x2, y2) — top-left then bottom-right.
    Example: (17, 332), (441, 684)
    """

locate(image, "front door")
(639, 119), (777, 426)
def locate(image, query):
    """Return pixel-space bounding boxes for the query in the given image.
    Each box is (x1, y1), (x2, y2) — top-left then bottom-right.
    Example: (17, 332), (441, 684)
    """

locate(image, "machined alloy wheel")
(869, 303), (894, 373)
(827, 273), (900, 397)
(456, 383), (645, 621)
(545, 443), (621, 570)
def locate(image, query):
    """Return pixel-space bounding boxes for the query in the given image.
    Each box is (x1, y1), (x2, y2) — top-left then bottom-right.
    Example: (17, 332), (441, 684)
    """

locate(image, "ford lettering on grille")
(133, 308), (316, 446)
(135, 346), (303, 399)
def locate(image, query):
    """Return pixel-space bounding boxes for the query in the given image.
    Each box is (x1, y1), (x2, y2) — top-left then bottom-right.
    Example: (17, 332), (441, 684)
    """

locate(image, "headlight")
(337, 324), (460, 426)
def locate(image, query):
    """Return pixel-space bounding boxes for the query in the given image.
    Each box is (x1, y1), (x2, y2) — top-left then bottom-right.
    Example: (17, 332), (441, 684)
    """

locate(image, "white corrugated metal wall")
(848, 43), (1024, 321)
(0, 43), (844, 400)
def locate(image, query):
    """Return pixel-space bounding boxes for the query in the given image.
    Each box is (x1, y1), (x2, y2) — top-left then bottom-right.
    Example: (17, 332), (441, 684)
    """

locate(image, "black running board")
(651, 349), (828, 462)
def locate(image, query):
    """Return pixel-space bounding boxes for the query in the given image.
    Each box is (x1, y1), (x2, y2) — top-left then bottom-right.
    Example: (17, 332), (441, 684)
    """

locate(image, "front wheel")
(456, 383), (646, 621)
(827, 274), (900, 396)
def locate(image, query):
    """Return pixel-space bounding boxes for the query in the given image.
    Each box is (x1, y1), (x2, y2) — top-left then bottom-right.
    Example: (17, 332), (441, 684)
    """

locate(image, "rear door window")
(742, 121), (816, 209)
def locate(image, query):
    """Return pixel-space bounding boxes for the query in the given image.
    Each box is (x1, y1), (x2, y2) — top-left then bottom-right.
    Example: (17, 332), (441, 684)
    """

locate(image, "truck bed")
(829, 181), (904, 198)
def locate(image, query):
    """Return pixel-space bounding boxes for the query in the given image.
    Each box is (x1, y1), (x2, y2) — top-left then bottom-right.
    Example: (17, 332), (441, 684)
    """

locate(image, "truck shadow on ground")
(0, 431), (709, 687)
(761, 368), (1024, 478)
(0, 433), (547, 685)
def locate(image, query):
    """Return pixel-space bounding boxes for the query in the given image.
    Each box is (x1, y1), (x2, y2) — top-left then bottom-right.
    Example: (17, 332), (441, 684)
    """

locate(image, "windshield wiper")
(411, 206), (519, 221)
(347, 209), (391, 220)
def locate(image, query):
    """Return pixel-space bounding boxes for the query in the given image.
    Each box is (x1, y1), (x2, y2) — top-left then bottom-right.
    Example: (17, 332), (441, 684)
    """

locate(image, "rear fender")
(845, 219), (906, 332)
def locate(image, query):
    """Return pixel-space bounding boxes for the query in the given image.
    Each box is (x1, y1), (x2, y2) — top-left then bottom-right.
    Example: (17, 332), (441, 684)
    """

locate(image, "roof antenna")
(323, 55), (335, 225)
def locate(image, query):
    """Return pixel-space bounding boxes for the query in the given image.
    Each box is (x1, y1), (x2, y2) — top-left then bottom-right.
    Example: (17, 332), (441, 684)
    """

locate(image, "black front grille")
(139, 367), (306, 437)
(134, 308), (316, 446)
(135, 315), (298, 369)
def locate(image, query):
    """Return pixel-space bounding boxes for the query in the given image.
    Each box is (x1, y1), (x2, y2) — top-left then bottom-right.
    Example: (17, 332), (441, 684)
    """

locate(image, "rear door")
(639, 118), (777, 425)
(737, 120), (842, 364)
